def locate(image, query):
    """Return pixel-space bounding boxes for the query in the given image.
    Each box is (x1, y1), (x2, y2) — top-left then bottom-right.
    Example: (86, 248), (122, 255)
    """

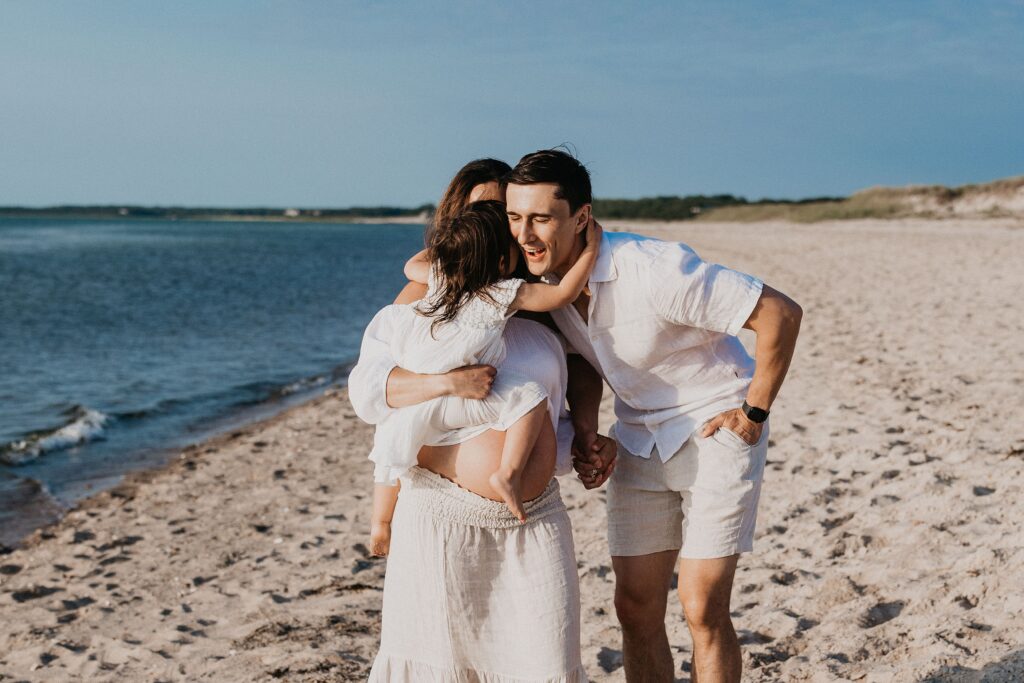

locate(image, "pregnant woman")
(348, 159), (589, 682)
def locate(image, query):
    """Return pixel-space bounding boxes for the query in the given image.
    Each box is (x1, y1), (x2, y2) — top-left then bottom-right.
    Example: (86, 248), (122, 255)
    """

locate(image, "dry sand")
(2, 218), (1022, 682)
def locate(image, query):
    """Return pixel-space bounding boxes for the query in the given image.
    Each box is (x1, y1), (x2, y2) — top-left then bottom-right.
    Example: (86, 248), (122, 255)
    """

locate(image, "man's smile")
(521, 245), (547, 262)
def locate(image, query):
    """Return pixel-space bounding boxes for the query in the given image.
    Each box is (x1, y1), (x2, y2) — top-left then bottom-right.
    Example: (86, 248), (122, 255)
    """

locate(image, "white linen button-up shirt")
(548, 232), (763, 461)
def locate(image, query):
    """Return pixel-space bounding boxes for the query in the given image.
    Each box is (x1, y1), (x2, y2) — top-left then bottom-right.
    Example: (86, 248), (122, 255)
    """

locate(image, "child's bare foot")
(489, 469), (526, 522)
(370, 521), (392, 557)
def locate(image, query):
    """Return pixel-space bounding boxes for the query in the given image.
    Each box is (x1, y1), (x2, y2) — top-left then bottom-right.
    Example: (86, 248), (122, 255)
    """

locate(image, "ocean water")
(0, 218), (424, 545)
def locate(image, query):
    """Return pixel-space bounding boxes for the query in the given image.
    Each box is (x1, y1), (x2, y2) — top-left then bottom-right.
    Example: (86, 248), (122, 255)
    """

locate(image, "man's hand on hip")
(572, 431), (617, 489)
(701, 407), (763, 445)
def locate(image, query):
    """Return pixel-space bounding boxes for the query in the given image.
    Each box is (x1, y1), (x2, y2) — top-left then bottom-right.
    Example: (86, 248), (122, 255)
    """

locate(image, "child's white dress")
(368, 276), (549, 485)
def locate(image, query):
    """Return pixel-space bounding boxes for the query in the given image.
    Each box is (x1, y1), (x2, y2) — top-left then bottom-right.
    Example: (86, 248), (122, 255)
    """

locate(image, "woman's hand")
(370, 521), (392, 557)
(444, 364), (496, 400)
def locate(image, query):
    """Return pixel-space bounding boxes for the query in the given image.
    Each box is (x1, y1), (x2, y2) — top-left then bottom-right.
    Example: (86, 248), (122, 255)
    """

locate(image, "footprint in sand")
(11, 585), (62, 602)
(857, 601), (905, 628)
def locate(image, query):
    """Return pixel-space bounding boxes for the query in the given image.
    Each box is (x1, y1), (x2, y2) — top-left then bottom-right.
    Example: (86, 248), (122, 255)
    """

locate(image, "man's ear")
(574, 204), (592, 234)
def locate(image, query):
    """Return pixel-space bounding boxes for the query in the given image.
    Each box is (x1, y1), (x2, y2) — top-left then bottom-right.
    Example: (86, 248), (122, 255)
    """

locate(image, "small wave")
(274, 374), (330, 397)
(239, 364), (352, 404)
(0, 405), (110, 466)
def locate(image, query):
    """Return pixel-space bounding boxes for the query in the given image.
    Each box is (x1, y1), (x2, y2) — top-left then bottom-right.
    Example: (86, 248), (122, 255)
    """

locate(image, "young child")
(368, 199), (599, 548)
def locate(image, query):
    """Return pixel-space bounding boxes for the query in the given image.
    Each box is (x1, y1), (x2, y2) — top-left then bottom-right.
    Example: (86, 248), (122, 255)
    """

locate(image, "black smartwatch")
(741, 400), (769, 423)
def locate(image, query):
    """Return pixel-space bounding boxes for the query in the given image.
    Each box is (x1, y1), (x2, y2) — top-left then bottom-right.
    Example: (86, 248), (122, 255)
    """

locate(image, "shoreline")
(0, 213), (428, 225)
(0, 370), (354, 550)
(8, 387), (334, 553)
(3, 218), (1023, 681)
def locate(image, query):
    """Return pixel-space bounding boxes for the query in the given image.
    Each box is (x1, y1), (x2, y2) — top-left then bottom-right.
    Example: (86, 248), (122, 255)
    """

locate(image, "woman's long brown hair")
(427, 158), (511, 245)
(419, 200), (516, 335)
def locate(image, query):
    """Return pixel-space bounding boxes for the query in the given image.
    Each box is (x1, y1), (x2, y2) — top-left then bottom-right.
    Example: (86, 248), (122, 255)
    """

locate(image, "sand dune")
(2, 218), (1022, 681)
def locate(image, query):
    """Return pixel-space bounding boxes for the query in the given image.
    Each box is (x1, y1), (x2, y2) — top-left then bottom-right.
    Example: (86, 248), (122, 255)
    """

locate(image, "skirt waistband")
(400, 467), (565, 529)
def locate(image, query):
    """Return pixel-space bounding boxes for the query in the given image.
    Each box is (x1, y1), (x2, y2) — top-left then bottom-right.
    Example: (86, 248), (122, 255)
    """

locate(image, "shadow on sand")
(919, 649), (1024, 682)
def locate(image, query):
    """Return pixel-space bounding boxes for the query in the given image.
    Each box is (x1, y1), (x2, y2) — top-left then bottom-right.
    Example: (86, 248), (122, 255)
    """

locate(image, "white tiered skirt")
(368, 467), (587, 682)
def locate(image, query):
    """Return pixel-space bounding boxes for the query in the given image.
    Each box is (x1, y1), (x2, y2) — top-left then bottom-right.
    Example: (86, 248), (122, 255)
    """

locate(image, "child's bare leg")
(370, 483), (400, 556)
(489, 401), (547, 522)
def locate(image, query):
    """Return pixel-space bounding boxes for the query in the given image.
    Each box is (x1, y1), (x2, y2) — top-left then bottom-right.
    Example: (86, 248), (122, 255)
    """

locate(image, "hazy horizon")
(3, 1), (1023, 207)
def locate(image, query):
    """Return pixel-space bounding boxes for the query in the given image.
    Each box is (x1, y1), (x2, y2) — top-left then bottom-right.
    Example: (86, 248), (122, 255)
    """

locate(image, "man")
(504, 149), (802, 682)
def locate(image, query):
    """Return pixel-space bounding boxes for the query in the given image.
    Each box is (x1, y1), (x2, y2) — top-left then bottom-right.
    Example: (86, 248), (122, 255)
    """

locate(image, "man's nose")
(517, 220), (535, 244)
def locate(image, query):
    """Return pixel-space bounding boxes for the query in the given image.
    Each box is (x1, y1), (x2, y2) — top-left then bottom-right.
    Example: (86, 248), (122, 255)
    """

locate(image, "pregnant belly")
(417, 419), (557, 502)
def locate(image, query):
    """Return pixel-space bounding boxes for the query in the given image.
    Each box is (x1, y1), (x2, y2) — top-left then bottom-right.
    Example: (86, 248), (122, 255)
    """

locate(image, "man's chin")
(526, 260), (550, 277)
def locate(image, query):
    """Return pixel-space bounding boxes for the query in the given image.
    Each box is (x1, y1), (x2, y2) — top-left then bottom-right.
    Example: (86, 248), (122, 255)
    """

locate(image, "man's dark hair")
(506, 149), (592, 214)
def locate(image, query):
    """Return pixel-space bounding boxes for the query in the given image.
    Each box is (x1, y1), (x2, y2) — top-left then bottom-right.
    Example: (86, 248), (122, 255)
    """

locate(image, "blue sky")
(2, 1), (1022, 207)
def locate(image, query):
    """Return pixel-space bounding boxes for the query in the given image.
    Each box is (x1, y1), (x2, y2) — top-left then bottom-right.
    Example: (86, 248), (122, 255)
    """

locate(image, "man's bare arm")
(566, 354), (616, 488)
(742, 284), (802, 410)
(566, 354), (603, 437)
(701, 284), (802, 443)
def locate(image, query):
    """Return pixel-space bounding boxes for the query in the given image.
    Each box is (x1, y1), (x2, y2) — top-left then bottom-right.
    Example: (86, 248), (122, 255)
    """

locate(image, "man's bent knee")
(612, 551), (677, 635)
(679, 591), (732, 634)
(614, 588), (667, 634)
(677, 555), (739, 635)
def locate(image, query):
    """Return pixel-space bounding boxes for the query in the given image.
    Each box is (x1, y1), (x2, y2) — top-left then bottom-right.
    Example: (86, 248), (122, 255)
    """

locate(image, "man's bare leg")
(677, 555), (741, 683)
(612, 550), (678, 681)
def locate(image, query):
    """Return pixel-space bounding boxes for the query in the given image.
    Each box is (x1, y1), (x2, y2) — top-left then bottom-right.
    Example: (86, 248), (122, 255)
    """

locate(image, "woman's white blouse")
(348, 307), (575, 476)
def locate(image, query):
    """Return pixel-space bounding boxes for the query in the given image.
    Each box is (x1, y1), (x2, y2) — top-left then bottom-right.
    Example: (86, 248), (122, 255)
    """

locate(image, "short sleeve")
(648, 243), (763, 335)
(487, 278), (526, 321)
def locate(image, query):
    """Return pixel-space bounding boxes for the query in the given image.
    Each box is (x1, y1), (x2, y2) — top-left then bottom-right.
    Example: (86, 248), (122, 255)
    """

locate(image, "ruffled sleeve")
(488, 278), (525, 321)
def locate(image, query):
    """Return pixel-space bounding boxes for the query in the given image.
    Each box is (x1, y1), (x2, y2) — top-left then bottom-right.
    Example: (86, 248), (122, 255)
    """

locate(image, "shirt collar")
(541, 232), (617, 285)
(589, 232), (617, 283)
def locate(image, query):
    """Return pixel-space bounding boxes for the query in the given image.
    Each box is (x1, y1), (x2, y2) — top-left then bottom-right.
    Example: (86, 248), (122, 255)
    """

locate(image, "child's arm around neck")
(510, 219), (602, 314)
(403, 249), (431, 284)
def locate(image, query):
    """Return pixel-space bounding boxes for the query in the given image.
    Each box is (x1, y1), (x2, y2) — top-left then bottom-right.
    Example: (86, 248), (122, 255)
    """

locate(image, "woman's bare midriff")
(416, 418), (557, 502)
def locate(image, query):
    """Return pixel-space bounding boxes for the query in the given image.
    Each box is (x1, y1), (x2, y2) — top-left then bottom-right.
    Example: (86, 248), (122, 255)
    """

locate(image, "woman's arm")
(385, 365), (496, 408)
(403, 249), (430, 284)
(511, 220), (601, 313)
(394, 280), (427, 305)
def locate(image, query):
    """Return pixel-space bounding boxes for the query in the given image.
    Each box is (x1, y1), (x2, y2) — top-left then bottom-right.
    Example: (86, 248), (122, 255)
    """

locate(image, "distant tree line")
(0, 195), (847, 222)
(0, 204), (436, 220)
(592, 194), (844, 220)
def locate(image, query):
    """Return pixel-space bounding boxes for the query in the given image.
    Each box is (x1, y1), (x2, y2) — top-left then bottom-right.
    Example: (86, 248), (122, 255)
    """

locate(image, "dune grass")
(698, 175), (1024, 223)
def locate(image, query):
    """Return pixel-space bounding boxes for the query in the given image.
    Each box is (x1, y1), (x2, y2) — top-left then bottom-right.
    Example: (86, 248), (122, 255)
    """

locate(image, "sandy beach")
(2, 217), (1022, 682)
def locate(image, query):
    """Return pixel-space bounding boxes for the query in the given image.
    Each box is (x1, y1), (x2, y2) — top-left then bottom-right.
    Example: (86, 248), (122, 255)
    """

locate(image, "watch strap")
(742, 400), (769, 423)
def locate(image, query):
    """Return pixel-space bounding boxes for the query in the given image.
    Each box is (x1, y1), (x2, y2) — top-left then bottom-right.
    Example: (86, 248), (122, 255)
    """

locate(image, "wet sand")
(2, 218), (1022, 681)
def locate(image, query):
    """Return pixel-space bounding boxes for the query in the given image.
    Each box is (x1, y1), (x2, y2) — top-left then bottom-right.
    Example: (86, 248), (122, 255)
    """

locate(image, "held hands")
(572, 430), (617, 489)
(445, 364), (496, 400)
(701, 407), (762, 445)
(370, 521), (391, 557)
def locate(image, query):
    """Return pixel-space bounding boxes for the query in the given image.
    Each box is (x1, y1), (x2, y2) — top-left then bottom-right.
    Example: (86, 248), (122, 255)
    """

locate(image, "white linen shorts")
(606, 421), (769, 560)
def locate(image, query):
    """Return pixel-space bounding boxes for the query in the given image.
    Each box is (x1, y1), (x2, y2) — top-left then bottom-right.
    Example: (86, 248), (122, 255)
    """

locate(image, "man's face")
(505, 183), (589, 277)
